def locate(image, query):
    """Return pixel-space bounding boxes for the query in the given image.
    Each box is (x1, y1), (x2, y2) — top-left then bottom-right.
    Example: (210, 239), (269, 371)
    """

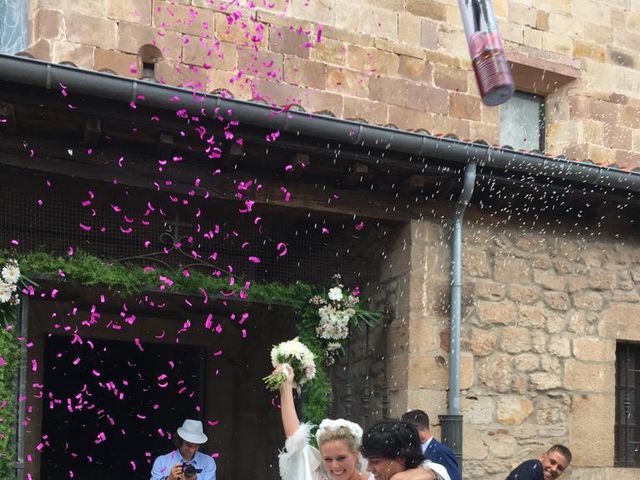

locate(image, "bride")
(275, 365), (451, 480)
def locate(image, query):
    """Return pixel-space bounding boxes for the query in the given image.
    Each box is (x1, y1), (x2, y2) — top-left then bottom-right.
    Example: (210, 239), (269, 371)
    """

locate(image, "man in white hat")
(150, 419), (216, 480)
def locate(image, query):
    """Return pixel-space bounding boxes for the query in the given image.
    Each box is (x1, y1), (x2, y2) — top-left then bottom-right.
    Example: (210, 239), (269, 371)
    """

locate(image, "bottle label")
(469, 31), (504, 59)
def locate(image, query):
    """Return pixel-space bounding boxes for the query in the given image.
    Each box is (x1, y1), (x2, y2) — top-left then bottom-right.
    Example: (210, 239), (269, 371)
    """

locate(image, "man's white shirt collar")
(421, 436), (434, 453)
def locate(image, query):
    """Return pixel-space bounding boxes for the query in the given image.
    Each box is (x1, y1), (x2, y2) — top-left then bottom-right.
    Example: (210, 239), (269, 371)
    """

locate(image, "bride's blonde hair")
(316, 419), (363, 451)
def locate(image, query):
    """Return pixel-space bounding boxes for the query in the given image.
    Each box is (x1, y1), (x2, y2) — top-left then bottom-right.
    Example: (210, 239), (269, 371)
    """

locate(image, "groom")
(361, 420), (450, 480)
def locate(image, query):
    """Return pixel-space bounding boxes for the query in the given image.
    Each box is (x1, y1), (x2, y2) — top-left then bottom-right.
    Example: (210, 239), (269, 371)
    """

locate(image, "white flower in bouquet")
(264, 337), (316, 392)
(1, 260), (20, 285)
(0, 281), (12, 303)
(328, 286), (343, 301)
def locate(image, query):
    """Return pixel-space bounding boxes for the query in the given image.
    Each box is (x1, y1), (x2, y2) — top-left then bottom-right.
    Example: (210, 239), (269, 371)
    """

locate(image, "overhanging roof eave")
(0, 53), (639, 196)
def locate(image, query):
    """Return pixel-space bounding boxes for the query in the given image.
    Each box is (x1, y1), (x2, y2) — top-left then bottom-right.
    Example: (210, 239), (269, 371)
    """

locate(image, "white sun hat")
(177, 419), (208, 444)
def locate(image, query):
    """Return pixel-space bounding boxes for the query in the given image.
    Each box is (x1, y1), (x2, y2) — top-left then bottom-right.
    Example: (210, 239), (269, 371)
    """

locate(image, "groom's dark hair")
(360, 420), (424, 469)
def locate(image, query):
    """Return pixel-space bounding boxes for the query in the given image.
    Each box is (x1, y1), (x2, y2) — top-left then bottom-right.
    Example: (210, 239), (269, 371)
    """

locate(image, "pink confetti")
(276, 242), (288, 256)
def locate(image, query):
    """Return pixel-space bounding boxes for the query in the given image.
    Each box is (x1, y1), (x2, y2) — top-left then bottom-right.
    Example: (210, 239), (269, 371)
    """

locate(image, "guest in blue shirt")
(401, 410), (461, 480)
(150, 419), (216, 480)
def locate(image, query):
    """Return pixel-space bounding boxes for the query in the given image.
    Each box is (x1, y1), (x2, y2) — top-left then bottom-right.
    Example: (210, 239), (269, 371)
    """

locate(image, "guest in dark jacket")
(401, 410), (461, 480)
(506, 445), (572, 480)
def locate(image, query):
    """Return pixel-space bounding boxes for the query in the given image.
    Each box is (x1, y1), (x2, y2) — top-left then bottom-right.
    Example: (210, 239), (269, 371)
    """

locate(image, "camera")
(181, 462), (201, 479)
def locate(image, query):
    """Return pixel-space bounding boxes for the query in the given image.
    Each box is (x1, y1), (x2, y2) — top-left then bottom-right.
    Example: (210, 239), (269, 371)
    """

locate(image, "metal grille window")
(615, 342), (640, 467)
(0, 0), (28, 54)
(500, 91), (545, 152)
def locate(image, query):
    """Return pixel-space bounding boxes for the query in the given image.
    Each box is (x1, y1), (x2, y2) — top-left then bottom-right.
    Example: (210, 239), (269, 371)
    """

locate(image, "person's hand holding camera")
(166, 462), (198, 480)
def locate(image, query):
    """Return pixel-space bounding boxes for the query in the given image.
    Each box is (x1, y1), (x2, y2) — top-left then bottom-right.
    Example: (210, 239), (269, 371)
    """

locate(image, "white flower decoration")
(328, 286), (343, 301)
(1, 261), (20, 284)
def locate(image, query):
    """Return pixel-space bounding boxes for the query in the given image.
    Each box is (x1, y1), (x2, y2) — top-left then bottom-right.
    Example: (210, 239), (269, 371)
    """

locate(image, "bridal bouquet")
(263, 337), (316, 392)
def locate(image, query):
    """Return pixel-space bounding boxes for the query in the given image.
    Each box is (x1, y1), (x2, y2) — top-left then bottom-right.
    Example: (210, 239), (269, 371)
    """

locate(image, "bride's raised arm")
(277, 364), (300, 438)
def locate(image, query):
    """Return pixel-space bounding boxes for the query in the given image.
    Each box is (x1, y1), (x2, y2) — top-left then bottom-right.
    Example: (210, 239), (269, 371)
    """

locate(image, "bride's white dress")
(278, 423), (452, 480)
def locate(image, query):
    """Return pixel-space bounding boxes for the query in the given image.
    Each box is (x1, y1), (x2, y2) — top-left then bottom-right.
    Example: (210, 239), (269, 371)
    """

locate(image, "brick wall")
(24, 0), (640, 170)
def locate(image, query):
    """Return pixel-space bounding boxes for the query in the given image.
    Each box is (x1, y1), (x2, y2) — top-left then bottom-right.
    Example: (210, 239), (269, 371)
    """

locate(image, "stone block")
(601, 303), (640, 340)
(343, 97), (388, 124)
(573, 337), (615, 362)
(94, 48), (138, 76)
(514, 353), (540, 374)
(407, 352), (448, 389)
(564, 360), (615, 393)
(406, 83), (448, 115)
(499, 327), (532, 354)
(387, 106), (433, 131)
(475, 301), (517, 327)
(548, 335), (571, 358)
(374, 38), (425, 60)
(396, 55), (431, 83)
(508, 284), (540, 304)
(155, 60), (208, 89)
(292, 0), (334, 25)
(464, 425), (489, 460)
(183, 37), (237, 70)
(464, 248), (492, 278)
(207, 69), (248, 98)
(478, 353), (512, 393)
(460, 352), (474, 390)
(572, 291), (604, 311)
(35, 9), (64, 40)
(487, 431), (517, 458)
(470, 328), (497, 357)
(535, 398), (567, 425)
(359, 7), (398, 41)
(310, 37), (346, 66)
(533, 268), (566, 291)
(449, 92), (482, 121)
(497, 396), (534, 425)
(462, 396), (495, 424)
(347, 45), (399, 77)
(107, 0), (152, 25)
(238, 48), (284, 80)
(494, 257), (531, 284)
(269, 26), (311, 59)
(543, 291), (571, 311)
(398, 13), (421, 46)
(518, 305), (550, 329)
(153, 2), (214, 37)
(52, 41), (95, 69)
(28, 38), (53, 61)
(284, 56), (326, 90)
(406, 0), (447, 21)
(66, 12), (117, 50)
(406, 388), (447, 416)
(117, 21), (182, 60)
(369, 76), (409, 107)
(530, 371), (561, 391)
(473, 280), (506, 301)
(214, 13), (269, 50)
(433, 64), (468, 93)
(569, 394), (615, 466)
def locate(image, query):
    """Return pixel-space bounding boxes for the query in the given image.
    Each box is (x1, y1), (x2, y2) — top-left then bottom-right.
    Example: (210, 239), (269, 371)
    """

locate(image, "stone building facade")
(13, 0), (640, 479)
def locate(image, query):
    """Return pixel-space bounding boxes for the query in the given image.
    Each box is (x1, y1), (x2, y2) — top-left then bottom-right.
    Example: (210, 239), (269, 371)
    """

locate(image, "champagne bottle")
(458, 0), (514, 106)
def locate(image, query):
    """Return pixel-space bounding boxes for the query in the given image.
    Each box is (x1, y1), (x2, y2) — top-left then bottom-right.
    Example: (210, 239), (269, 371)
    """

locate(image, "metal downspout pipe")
(440, 161), (477, 469)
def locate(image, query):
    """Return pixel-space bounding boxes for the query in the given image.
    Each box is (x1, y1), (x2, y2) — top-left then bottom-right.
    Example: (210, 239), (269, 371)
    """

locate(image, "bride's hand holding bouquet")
(263, 337), (316, 393)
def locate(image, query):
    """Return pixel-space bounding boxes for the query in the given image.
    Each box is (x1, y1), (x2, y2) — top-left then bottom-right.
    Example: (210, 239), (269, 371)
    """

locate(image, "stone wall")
(396, 209), (640, 479)
(25, 0), (640, 170)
